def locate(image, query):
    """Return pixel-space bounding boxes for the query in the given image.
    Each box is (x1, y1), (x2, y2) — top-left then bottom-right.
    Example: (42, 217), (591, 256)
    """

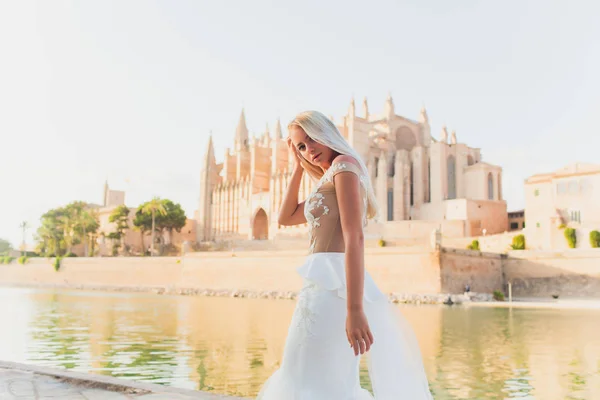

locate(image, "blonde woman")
(257, 111), (433, 399)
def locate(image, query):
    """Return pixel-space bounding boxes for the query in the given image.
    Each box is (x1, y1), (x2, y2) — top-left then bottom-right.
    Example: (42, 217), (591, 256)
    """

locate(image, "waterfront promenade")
(0, 361), (243, 400)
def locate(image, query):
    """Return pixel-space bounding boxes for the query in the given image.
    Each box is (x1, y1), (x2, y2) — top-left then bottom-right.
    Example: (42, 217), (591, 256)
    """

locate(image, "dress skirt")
(256, 252), (434, 400)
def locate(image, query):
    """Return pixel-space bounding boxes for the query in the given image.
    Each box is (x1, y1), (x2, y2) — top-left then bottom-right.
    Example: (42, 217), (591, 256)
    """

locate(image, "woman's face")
(289, 125), (337, 169)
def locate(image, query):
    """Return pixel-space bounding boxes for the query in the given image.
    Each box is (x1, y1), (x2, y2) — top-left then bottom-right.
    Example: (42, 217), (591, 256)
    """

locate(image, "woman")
(256, 111), (433, 399)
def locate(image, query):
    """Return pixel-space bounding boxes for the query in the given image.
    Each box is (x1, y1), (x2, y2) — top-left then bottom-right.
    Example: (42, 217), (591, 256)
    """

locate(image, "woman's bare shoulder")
(332, 154), (360, 167)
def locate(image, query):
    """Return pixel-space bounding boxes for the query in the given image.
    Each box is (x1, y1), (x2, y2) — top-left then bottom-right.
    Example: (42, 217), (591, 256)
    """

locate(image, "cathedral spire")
(440, 125), (448, 143)
(274, 118), (283, 139)
(235, 109), (249, 148)
(450, 130), (457, 145)
(419, 105), (429, 124)
(362, 97), (369, 119)
(384, 92), (394, 119)
(205, 133), (215, 164)
(348, 97), (355, 117)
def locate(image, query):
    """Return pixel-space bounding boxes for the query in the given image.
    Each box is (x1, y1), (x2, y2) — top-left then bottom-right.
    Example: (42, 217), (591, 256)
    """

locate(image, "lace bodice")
(304, 161), (368, 254)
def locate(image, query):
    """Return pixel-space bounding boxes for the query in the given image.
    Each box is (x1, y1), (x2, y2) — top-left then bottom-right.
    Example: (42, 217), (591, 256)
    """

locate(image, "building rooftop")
(526, 163), (600, 184)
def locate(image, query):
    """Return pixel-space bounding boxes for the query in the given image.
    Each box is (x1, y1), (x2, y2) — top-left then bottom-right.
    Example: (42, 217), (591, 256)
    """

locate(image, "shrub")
(65, 252), (77, 257)
(377, 238), (386, 247)
(511, 234), (526, 250)
(53, 257), (62, 272)
(590, 231), (600, 248)
(558, 223), (566, 230)
(17, 256), (28, 265)
(493, 290), (505, 301)
(564, 228), (576, 248)
(467, 240), (480, 251)
(2, 256), (14, 264)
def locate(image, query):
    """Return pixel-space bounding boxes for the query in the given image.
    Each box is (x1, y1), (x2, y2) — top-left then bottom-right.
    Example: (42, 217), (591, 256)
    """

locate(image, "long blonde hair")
(288, 110), (379, 220)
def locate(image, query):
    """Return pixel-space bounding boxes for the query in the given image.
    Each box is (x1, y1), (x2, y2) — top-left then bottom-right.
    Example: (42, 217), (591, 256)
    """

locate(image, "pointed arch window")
(487, 173), (494, 200)
(447, 156), (456, 200)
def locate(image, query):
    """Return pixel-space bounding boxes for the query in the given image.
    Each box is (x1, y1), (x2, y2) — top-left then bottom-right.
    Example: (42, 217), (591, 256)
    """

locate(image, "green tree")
(0, 238), (12, 255)
(67, 202), (99, 257)
(35, 202), (99, 257)
(77, 208), (99, 256)
(133, 209), (152, 254)
(590, 231), (600, 248)
(564, 227), (577, 248)
(134, 198), (187, 256)
(36, 208), (67, 256)
(108, 205), (130, 255)
(156, 199), (187, 243)
(511, 234), (526, 250)
(139, 197), (167, 256)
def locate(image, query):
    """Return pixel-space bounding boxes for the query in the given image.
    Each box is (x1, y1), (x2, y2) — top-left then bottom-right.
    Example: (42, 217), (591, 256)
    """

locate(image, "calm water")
(1, 287), (599, 399)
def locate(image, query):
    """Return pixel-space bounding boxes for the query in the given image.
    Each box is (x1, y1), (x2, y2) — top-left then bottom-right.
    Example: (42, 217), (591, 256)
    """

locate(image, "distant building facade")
(524, 163), (600, 249)
(196, 96), (507, 242)
(508, 210), (525, 231)
(76, 182), (196, 256)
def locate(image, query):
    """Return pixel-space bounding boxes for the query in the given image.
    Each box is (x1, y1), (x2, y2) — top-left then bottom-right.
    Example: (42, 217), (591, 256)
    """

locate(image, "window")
(568, 180), (578, 194)
(498, 173), (502, 201)
(487, 173), (494, 200)
(374, 157), (379, 178)
(410, 163), (414, 206)
(387, 189), (394, 221)
(556, 182), (567, 195)
(447, 156), (456, 200)
(569, 210), (581, 223)
(389, 155), (395, 177)
(536, 222), (540, 228)
(580, 179), (592, 196)
(510, 222), (519, 230)
(534, 189), (540, 197)
(426, 159), (431, 203)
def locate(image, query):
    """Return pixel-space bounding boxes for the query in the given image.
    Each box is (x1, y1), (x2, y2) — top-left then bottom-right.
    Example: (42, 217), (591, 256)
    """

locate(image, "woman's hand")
(346, 308), (374, 356)
(286, 137), (302, 170)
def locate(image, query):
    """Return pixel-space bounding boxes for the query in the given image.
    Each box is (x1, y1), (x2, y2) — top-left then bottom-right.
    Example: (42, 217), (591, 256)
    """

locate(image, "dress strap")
(330, 161), (363, 181)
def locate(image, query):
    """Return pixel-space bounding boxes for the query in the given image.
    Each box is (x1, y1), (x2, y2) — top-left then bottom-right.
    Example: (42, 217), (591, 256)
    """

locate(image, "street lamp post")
(19, 221), (29, 257)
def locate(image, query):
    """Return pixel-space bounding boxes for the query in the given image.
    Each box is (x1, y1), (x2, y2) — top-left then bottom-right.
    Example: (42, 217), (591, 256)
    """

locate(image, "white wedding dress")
(257, 161), (434, 399)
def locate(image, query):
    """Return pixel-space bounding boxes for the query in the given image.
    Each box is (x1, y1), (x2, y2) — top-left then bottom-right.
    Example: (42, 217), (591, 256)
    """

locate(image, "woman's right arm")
(277, 139), (307, 226)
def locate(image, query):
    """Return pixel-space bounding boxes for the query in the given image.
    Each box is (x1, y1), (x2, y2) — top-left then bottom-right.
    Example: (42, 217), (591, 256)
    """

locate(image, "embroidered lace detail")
(305, 192), (329, 252)
(304, 161), (369, 253)
(324, 162), (348, 183)
(292, 282), (318, 346)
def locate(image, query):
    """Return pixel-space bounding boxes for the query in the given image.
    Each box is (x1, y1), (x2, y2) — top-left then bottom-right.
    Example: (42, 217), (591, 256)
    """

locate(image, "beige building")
(196, 96), (507, 242)
(508, 210), (525, 231)
(524, 163), (600, 250)
(90, 182), (196, 256)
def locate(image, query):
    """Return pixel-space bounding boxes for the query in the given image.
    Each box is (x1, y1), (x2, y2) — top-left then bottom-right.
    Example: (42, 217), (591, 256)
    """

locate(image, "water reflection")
(0, 287), (599, 399)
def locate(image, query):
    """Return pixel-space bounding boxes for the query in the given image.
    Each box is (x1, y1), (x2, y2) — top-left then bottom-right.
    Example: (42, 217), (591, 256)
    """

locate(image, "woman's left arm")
(333, 156), (374, 356)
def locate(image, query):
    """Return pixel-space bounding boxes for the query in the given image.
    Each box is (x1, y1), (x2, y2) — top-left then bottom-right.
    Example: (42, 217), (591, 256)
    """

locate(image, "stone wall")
(440, 248), (600, 298)
(503, 249), (600, 297)
(0, 248), (440, 295)
(440, 249), (505, 294)
(3, 248), (600, 299)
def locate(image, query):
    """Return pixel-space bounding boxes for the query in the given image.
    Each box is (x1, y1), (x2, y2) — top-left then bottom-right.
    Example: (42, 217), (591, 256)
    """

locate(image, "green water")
(1, 287), (599, 399)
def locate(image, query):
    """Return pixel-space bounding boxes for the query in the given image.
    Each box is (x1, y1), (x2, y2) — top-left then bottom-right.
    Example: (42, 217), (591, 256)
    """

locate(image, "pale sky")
(1, 0), (599, 247)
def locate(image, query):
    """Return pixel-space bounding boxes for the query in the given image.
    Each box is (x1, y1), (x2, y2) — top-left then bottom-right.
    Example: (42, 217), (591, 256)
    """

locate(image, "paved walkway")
(0, 362), (244, 400)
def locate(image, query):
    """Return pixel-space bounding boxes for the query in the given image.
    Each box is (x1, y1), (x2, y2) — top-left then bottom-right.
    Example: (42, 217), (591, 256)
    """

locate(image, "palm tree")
(78, 209), (99, 257)
(19, 221), (29, 256)
(141, 197), (166, 256)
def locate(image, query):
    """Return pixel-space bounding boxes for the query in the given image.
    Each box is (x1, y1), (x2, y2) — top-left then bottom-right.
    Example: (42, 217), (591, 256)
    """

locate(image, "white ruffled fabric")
(257, 252), (434, 400)
(296, 252), (387, 303)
